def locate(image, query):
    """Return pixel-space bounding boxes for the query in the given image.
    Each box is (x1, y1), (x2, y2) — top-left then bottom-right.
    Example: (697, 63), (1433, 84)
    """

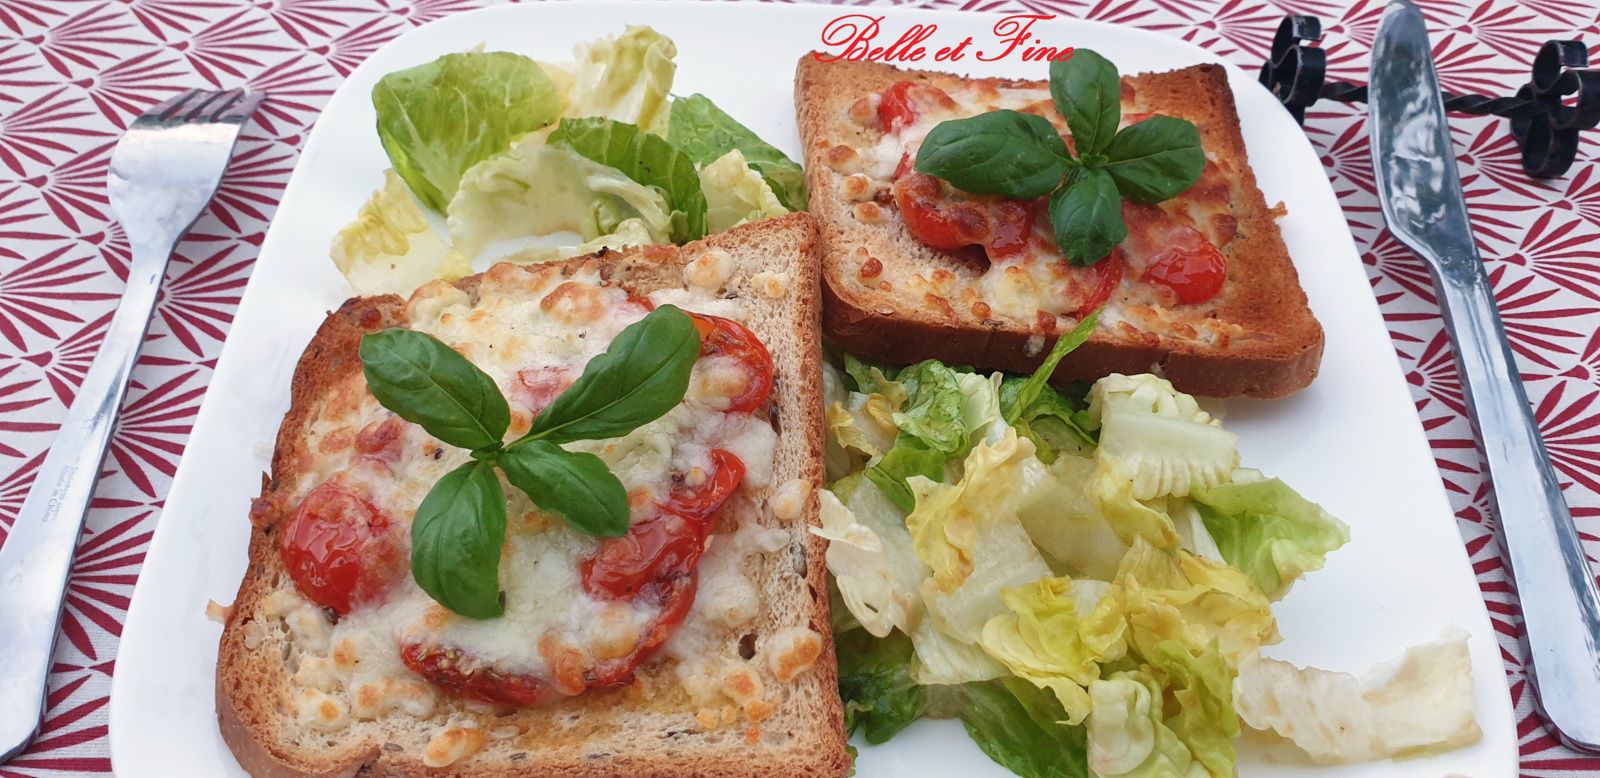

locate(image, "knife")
(1370, 0), (1600, 753)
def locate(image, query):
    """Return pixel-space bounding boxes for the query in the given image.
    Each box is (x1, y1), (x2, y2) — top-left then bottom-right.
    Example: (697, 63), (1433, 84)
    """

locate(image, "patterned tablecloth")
(1, 0), (1598, 775)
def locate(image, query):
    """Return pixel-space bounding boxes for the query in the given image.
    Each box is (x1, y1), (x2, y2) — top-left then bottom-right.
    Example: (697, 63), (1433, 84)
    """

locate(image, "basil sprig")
(913, 49), (1205, 266)
(359, 305), (702, 618)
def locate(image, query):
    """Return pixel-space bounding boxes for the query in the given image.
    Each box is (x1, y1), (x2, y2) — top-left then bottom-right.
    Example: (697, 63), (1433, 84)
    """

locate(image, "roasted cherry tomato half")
(279, 482), (405, 615)
(1141, 240), (1227, 304)
(1077, 247), (1126, 317)
(400, 642), (554, 707)
(689, 314), (774, 413)
(582, 449), (745, 600)
(891, 155), (1038, 261)
(878, 81), (957, 133)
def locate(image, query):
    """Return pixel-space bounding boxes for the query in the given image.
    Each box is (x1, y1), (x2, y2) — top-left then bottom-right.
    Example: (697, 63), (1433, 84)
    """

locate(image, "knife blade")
(1370, 0), (1600, 753)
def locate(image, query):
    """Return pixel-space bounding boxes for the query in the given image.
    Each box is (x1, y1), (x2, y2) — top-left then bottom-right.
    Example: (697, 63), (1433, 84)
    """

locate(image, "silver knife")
(1370, 0), (1600, 752)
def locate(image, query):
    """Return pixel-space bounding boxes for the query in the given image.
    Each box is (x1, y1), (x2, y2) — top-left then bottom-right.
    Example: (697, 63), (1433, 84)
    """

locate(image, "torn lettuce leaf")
(978, 576), (1127, 723)
(373, 52), (563, 212)
(1233, 628), (1481, 764)
(446, 143), (672, 262)
(1193, 469), (1351, 601)
(548, 117), (708, 243)
(330, 169), (470, 296)
(1115, 537), (1279, 665)
(813, 483), (925, 638)
(564, 25), (675, 135)
(1090, 374), (1239, 501)
(959, 677), (1091, 778)
(837, 627), (927, 744)
(700, 149), (789, 233)
(907, 428), (1044, 594)
(668, 92), (808, 211)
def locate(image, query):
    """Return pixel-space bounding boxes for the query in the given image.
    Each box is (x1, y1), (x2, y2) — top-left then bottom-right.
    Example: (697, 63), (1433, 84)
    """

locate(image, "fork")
(0, 88), (262, 763)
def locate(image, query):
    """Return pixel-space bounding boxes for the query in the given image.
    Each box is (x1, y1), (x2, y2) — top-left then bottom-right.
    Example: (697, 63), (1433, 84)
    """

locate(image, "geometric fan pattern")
(1, 0), (1597, 775)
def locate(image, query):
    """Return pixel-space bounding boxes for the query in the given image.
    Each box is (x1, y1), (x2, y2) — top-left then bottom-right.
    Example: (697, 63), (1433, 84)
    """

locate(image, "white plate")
(109, 3), (1516, 776)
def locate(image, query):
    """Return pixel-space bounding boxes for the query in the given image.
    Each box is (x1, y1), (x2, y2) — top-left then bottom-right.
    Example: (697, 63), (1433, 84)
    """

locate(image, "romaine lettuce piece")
(836, 627), (927, 744)
(549, 117), (707, 242)
(958, 677), (1091, 778)
(565, 25), (675, 135)
(909, 616), (1007, 685)
(668, 92), (808, 212)
(1232, 628), (1480, 764)
(446, 144), (672, 261)
(813, 484), (925, 638)
(1088, 670), (1211, 777)
(908, 428), (1043, 593)
(1115, 538), (1279, 664)
(1016, 452), (1131, 581)
(978, 576), (1127, 723)
(330, 169), (470, 296)
(700, 149), (788, 232)
(1193, 469), (1350, 601)
(373, 52), (563, 212)
(1090, 374), (1238, 501)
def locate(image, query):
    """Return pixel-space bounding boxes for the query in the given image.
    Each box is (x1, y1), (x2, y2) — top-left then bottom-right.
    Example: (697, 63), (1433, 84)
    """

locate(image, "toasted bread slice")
(796, 56), (1324, 398)
(216, 213), (850, 777)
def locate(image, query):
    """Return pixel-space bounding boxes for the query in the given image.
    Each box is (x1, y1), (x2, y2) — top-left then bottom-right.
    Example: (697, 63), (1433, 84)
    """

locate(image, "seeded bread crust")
(796, 56), (1324, 398)
(216, 214), (850, 777)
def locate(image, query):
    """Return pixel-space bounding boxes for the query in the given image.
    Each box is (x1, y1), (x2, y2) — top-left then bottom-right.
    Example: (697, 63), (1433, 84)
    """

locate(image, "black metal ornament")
(1258, 15), (1600, 178)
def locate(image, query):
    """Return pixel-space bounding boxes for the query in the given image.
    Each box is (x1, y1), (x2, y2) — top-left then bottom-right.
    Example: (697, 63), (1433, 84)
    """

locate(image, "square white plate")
(109, 3), (1516, 776)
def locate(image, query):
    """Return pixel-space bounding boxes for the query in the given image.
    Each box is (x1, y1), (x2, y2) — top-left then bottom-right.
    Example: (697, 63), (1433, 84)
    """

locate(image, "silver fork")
(0, 88), (262, 763)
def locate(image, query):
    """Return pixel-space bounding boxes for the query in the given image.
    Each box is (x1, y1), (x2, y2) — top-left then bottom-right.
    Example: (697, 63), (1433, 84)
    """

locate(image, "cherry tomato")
(1142, 240), (1227, 304)
(400, 642), (553, 707)
(688, 314), (774, 413)
(878, 81), (957, 133)
(892, 163), (1039, 260)
(279, 483), (404, 615)
(514, 366), (573, 418)
(1077, 248), (1126, 316)
(582, 449), (744, 600)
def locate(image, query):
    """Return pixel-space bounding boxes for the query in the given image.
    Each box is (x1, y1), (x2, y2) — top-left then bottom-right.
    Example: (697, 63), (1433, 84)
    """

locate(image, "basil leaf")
(548, 117), (708, 242)
(1048, 168), (1126, 266)
(1006, 309), (1100, 423)
(915, 110), (1070, 199)
(500, 440), (630, 537)
(1105, 115), (1205, 203)
(527, 304), (700, 444)
(1049, 50), (1121, 158)
(411, 460), (506, 618)
(360, 329), (510, 451)
(667, 93), (808, 212)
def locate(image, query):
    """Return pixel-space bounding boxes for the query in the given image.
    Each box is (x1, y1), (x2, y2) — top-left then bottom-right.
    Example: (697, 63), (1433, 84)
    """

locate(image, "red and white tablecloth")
(1, 0), (1598, 775)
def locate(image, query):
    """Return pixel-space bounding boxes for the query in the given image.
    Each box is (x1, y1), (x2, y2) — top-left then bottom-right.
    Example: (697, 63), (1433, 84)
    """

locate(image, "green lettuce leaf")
(814, 484), (926, 638)
(700, 149), (789, 232)
(868, 363), (999, 511)
(668, 92), (808, 211)
(373, 52), (563, 212)
(1090, 374), (1238, 501)
(548, 117), (708, 243)
(959, 677), (1091, 778)
(331, 169), (470, 296)
(565, 25), (676, 135)
(1002, 376), (1096, 463)
(446, 144), (672, 261)
(1193, 470), (1351, 601)
(978, 576), (1128, 723)
(1088, 670), (1211, 777)
(1115, 537), (1279, 664)
(836, 627), (928, 744)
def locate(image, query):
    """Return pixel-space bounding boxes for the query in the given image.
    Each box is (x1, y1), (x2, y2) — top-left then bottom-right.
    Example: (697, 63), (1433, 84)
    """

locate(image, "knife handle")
(1437, 268), (1600, 753)
(0, 244), (169, 763)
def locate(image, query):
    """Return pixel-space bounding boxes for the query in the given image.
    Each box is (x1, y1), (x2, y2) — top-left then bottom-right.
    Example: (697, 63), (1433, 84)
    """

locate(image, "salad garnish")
(358, 305), (701, 618)
(912, 50), (1205, 266)
(334, 26), (805, 296)
(819, 332), (1480, 774)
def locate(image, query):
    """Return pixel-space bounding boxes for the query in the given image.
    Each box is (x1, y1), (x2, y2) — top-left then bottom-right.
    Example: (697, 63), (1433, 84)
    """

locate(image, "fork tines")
(150, 88), (264, 125)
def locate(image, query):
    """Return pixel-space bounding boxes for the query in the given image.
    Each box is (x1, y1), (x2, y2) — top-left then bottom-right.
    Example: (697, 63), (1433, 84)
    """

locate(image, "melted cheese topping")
(844, 81), (1247, 347)
(255, 261), (824, 735)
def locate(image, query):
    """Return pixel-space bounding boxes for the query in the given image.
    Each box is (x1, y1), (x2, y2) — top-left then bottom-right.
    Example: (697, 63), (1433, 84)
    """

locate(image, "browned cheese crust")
(795, 55), (1325, 398)
(216, 214), (850, 777)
